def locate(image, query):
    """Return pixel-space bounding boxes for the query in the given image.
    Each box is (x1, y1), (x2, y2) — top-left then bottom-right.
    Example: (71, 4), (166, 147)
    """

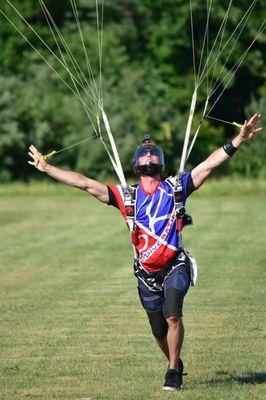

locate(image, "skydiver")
(28, 113), (262, 391)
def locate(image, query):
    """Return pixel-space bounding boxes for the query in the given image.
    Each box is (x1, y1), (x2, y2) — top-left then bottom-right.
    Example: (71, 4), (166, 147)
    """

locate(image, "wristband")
(223, 141), (238, 157)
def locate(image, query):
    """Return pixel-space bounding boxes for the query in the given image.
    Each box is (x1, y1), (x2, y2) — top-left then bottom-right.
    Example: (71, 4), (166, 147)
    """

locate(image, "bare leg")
(166, 316), (184, 370)
(155, 336), (169, 360)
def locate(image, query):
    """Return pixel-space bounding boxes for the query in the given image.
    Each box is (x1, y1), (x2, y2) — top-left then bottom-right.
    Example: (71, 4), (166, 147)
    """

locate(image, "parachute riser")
(186, 96), (210, 162)
(179, 86), (198, 173)
(101, 109), (127, 187)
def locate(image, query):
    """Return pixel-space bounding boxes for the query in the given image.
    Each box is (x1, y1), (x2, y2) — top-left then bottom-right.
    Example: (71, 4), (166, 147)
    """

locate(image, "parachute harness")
(122, 168), (196, 288)
(123, 185), (138, 260)
(165, 172), (193, 247)
(174, 172), (187, 239)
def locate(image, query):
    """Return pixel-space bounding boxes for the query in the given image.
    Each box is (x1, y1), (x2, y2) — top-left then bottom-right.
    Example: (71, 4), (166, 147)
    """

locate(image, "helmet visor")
(134, 144), (164, 166)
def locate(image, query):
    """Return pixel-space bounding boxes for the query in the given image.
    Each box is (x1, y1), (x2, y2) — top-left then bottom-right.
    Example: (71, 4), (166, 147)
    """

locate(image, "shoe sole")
(162, 386), (181, 391)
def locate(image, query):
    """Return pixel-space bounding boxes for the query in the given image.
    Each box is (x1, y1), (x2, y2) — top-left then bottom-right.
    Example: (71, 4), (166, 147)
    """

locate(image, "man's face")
(138, 150), (159, 166)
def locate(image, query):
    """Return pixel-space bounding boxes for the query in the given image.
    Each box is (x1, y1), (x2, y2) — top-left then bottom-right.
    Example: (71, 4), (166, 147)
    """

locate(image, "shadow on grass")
(214, 370), (266, 385)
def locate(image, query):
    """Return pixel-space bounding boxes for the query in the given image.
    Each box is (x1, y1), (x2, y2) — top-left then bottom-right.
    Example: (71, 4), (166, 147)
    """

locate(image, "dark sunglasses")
(137, 146), (161, 157)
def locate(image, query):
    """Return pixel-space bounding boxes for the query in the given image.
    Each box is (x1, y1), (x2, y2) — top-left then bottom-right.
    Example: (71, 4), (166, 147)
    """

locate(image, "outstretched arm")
(28, 145), (109, 204)
(191, 113), (262, 189)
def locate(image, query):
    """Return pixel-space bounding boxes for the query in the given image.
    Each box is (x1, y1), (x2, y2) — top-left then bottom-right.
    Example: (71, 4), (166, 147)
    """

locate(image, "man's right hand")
(28, 145), (48, 172)
(27, 144), (109, 203)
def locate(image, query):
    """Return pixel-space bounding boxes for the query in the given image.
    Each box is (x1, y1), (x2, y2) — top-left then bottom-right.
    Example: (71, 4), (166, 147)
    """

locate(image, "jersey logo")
(145, 187), (173, 235)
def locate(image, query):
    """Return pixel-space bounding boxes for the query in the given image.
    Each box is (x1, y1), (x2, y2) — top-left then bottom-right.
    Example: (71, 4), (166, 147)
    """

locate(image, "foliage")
(0, 0), (265, 181)
(229, 96), (266, 178)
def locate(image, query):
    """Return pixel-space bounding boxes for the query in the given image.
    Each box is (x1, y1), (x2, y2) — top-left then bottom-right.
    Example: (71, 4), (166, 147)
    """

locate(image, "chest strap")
(123, 185), (138, 253)
(166, 174), (193, 235)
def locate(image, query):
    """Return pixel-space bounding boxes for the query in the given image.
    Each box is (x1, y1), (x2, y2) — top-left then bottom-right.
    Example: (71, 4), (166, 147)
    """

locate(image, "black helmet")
(133, 133), (164, 176)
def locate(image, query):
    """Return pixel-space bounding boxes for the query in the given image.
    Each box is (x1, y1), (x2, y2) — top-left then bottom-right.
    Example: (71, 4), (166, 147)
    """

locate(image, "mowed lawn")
(0, 180), (265, 400)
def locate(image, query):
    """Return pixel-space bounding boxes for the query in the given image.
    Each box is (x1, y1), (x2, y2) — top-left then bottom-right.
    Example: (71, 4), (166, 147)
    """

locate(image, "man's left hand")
(239, 113), (262, 141)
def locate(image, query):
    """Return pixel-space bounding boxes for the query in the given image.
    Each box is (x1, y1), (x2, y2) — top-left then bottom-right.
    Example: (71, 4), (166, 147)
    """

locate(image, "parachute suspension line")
(206, 0), (210, 96)
(196, 0), (213, 86)
(39, 0), (101, 115)
(196, 0), (234, 87)
(39, 0), (100, 124)
(95, 0), (105, 109)
(198, 0), (258, 87)
(183, 0), (214, 170)
(207, 0), (233, 97)
(3, 0), (126, 185)
(186, 0), (229, 161)
(101, 110), (127, 187)
(208, 12), (264, 100)
(40, 0), (107, 136)
(189, 0), (197, 87)
(180, 1), (263, 167)
(70, 0), (102, 112)
(181, 0), (211, 171)
(2, 0), (125, 183)
(53, 135), (99, 156)
(179, 1), (198, 173)
(34, 0), (108, 159)
(39, 1), (94, 99)
(93, 0), (125, 186)
(205, 18), (266, 118)
(39, 0), (100, 116)
(207, 2), (258, 98)
(43, 134), (99, 162)
(100, 0), (105, 106)
(35, 1), (102, 162)
(179, 87), (198, 173)
(205, 116), (242, 128)
(0, 2), (107, 148)
(70, 0), (124, 182)
(0, 8), (100, 124)
(44, 0), (124, 179)
(95, 1), (126, 187)
(183, 0), (211, 166)
(3, 0), (101, 113)
(55, 135), (99, 154)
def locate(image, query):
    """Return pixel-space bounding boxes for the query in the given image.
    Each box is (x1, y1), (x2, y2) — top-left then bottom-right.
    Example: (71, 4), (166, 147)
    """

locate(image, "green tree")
(0, 0), (265, 181)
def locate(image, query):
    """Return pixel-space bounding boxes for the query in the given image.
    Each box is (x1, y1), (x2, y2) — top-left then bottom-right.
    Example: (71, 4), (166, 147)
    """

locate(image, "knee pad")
(146, 309), (168, 339)
(163, 287), (185, 318)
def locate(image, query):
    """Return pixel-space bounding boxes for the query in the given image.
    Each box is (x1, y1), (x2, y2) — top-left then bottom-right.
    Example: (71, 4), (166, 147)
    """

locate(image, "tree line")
(0, 0), (265, 182)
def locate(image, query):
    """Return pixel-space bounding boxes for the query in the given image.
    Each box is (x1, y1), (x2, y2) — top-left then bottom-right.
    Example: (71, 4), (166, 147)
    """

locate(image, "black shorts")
(137, 260), (191, 318)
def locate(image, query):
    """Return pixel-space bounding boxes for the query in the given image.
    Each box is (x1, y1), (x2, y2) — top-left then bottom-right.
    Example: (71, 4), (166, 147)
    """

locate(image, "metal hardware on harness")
(146, 278), (163, 291)
(134, 260), (163, 291)
(170, 172), (193, 235)
(134, 251), (188, 291)
(183, 249), (198, 286)
(174, 172), (185, 233)
(123, 186), (137, 232)
(123, 185), (138, 259)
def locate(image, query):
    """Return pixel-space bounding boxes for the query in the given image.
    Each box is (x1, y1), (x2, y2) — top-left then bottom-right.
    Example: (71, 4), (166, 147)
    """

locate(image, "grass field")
(0, 180), (265, 400)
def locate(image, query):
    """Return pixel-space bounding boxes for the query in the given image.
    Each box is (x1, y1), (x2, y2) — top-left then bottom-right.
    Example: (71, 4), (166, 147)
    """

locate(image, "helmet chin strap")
(141, 171), (160, 177)
(136, 162), (164, 176)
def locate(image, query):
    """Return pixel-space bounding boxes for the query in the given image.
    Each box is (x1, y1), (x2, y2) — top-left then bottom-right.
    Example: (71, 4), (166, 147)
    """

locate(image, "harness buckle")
(124, 186), (137, 232)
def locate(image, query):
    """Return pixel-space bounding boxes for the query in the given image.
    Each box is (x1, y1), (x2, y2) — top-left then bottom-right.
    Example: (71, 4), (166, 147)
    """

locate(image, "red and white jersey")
(108, 173), (195, 272)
